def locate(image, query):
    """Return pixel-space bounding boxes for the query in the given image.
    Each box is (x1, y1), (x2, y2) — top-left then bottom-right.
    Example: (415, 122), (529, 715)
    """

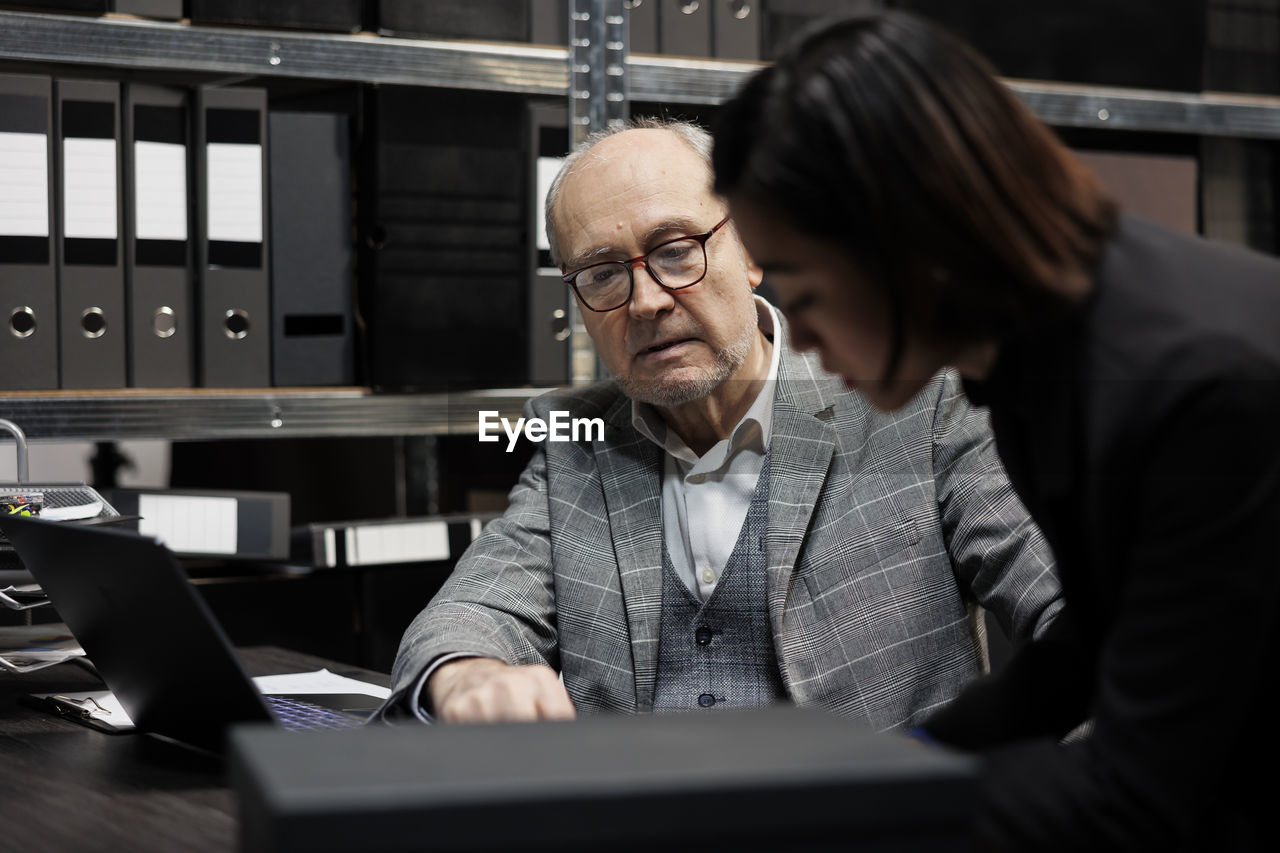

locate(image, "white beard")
(615, 319), (757, 408)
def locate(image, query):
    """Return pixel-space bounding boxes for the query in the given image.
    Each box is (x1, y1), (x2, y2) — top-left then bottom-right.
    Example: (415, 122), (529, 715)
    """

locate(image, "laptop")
(0, 513), (385, 753)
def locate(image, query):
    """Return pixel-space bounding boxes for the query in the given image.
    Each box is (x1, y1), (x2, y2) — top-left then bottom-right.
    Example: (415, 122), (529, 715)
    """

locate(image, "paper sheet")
(253, 668), (391, 700)
(0, 583), (51, 611)
(0, 625), (83, 671)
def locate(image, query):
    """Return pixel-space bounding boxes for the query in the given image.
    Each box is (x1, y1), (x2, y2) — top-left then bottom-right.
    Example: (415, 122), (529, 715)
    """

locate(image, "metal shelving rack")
(0, 387), (549, 441)
(3, 10), (1280, 139)
(3, 7), (1280, 442)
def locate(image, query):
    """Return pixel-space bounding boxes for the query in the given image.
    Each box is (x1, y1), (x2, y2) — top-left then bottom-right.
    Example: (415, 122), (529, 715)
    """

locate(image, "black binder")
(373, 0), (530, 41)
(186, 0), (363, 32)
(893, 1), (1207, 92)
(529, 0), (567, 45)
(761, 0), (858, 61)
(659, 0), (712, 57)
(1205, 0), (1280, 95)
(712, 0), (761, 60)
(195, 86), (270, 387)
(122, 82), (194, 387)
(0, 72), (58, 391)
(55, 77), (126, 390)
(110, 0), (183, 17)
(527, 102), (570, 386)
(358, 86), (526, 390)
(629, 0), (659, 53)
(9, 2), (109, 11)
(268, 111), (355, 387)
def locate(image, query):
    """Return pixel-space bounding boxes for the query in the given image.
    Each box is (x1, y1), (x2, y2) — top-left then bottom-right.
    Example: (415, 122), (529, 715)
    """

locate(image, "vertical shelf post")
(565, 0), (630, 384)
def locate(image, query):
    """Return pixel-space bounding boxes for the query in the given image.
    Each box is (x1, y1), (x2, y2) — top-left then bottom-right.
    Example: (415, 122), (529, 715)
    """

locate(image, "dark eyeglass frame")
(562, 216), (732, 313)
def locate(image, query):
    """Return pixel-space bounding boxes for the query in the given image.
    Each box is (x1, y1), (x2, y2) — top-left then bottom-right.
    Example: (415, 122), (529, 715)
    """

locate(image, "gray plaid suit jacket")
(391, 321), (1061, 731)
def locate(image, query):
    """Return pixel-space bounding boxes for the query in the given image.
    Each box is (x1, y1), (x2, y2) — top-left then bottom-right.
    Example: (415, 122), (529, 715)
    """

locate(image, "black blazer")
(926, 215), (1280, 851)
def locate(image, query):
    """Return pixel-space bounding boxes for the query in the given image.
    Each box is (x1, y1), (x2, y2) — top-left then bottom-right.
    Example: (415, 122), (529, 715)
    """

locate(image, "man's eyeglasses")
(562, 216), (731, 312)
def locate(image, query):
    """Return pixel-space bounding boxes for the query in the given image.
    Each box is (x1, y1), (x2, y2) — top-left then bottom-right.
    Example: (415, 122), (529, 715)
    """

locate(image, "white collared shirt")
(631, 297), (782, 601)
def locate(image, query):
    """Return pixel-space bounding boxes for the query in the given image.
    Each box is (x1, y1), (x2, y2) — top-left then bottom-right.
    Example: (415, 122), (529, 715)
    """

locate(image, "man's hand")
(427, 658), (577, 723)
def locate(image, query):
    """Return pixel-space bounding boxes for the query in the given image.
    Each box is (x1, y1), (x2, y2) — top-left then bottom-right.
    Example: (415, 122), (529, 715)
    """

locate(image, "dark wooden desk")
(0, 646), (390, 853)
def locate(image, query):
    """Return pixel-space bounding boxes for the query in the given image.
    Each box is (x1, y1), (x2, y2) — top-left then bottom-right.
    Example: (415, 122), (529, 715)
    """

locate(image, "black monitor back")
(231, 704), (978, 852)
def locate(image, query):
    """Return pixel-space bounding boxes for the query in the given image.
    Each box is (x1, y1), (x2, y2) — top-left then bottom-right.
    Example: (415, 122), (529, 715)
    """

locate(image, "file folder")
(105, 487), (290, 560)
(290, 513), (493, 569)
(195, 86), (270, 387)
(659, 0), (712, 58)
(268, 111), (355, 387)
(712, 0), (760, 60)
(55, 78), (126, 389)
(123, 82), (194, 387)
(0, 73), (58, 391)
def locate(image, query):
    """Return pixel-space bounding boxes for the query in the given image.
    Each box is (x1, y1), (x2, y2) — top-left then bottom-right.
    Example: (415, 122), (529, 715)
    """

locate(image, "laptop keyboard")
(266, 695), (366, 732)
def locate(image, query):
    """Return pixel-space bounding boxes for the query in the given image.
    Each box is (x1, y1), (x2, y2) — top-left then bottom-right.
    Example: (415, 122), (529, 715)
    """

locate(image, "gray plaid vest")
(652, 454), (785, 713)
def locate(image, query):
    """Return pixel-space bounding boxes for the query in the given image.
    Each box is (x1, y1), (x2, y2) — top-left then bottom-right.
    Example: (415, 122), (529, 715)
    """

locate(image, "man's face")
(553, 129), (762, 407)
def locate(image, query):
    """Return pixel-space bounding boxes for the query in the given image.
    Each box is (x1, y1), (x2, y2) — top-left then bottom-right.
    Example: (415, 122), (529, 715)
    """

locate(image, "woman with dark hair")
(713, 10), (1280, 852)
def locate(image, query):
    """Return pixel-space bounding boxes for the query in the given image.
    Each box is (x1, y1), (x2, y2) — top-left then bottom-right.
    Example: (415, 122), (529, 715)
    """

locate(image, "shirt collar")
(631, 296), (781, 467)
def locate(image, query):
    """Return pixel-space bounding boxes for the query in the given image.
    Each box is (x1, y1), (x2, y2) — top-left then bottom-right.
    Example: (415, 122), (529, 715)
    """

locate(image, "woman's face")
(728, 195), (952, 412)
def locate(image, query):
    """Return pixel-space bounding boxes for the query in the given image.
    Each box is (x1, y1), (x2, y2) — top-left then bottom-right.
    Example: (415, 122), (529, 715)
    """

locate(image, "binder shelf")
(0, 387), (547, 441)
(0, 10), (566, 94)
(3, 10), (1280, 140)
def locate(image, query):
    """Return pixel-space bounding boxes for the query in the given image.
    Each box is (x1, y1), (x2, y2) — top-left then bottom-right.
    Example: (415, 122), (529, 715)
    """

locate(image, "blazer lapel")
(594, 394), (665, 712)
(765, 328), (838, 642)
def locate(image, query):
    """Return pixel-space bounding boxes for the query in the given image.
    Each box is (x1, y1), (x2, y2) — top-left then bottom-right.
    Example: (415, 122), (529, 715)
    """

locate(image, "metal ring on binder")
(152, 306), (176, 338)
(80, 307), (106, 339)
(224, 309), (250, 340)
(9, 307), (35, 339)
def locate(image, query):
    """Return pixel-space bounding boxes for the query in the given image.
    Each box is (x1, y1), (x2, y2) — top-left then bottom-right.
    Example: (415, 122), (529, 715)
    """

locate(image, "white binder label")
(134, 140), (188, 241)
(0, 131), (49, 238)
(535, 155), (563, 253)
(63, 137), (118, 239)
(206, 142), (262, 243)
(139, 494), (238, 555)
(345, 521), (449, 566)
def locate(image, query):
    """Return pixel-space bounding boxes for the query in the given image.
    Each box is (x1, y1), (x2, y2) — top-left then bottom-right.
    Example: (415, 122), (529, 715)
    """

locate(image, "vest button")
(698, 693), (716, 708)
(695, 626), (713, 646)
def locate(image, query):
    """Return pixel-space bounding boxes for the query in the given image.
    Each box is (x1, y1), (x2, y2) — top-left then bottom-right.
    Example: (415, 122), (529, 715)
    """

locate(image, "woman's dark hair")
(712, 11), (1117, 374)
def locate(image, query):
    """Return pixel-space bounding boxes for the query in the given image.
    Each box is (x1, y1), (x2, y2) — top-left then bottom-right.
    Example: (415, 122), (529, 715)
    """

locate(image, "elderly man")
(384, 119), (1060, 725)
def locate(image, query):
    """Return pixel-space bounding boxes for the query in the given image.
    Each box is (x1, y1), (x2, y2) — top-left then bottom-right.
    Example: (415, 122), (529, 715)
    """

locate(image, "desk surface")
(0, 646), (390, 853)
